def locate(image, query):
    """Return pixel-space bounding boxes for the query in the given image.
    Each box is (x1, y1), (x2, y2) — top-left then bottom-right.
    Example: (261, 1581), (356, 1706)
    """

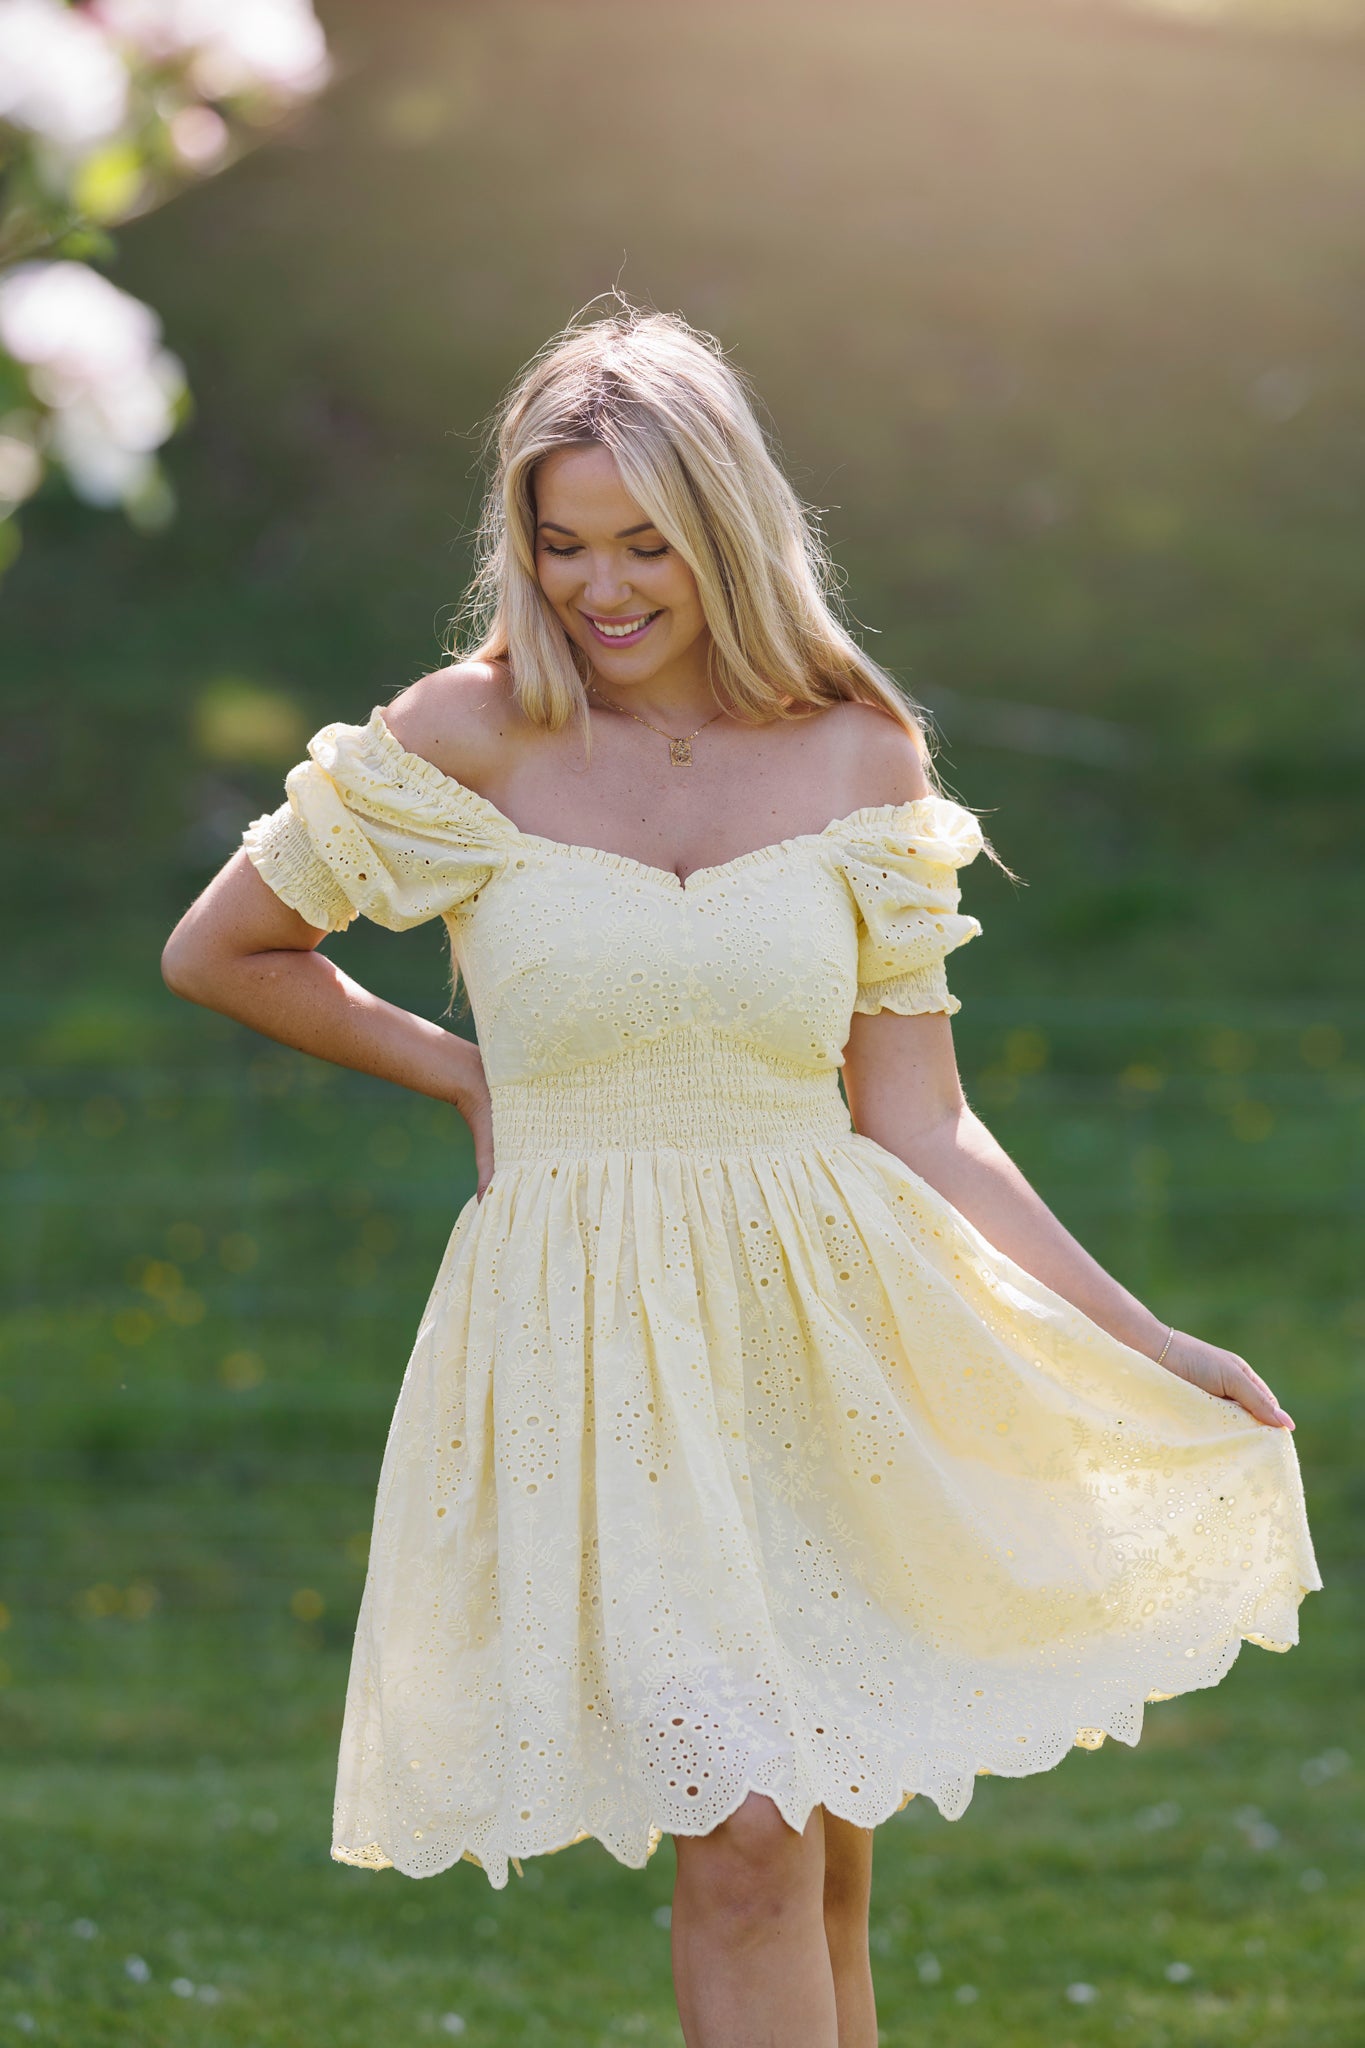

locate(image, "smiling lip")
(582, 610), (662, 646)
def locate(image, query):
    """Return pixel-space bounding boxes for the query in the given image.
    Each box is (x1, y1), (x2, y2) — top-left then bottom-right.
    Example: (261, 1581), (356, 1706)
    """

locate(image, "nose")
(580, 550), (636, 611)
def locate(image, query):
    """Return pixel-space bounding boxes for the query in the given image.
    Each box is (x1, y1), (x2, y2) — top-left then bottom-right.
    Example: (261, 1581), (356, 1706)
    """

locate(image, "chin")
(586, 639), (673, 676)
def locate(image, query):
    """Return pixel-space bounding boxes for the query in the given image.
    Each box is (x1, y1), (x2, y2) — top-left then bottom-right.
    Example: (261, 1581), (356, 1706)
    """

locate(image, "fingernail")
(1276, 1410), (1295, 1428)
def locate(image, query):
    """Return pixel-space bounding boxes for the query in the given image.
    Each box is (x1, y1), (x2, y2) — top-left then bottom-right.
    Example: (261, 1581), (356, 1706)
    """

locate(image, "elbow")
(161, 928), (216, 1005)
(160, 937), (197, 1002)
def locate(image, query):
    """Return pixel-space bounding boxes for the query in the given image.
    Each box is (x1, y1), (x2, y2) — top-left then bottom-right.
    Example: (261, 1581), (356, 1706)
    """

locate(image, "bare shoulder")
(381, 660), (528, 786)
(825, 698), (932, 808)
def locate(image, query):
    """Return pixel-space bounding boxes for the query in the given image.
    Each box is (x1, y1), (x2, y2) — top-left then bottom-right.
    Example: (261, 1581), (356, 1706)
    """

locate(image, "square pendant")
(669, 737), (694, 765)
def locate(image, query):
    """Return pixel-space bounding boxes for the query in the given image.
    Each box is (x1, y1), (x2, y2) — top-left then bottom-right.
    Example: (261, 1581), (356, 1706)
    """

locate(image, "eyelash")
(541, 543), (669, 560)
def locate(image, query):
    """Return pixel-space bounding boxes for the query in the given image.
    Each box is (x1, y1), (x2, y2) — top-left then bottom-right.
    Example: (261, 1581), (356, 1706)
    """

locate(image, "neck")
(587, 643), (722, 730)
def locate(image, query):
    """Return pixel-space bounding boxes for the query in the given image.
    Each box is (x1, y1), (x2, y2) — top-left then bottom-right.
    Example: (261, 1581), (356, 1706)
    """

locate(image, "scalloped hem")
(329, 1598), (1315, 1889)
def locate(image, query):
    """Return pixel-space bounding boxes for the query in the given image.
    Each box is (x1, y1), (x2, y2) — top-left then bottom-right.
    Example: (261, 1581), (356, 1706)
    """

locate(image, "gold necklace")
(587, 682), (727, 766)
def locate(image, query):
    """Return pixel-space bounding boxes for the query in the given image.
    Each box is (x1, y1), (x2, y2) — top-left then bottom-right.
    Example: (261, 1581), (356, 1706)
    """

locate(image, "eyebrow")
(537, 520), (660, 539)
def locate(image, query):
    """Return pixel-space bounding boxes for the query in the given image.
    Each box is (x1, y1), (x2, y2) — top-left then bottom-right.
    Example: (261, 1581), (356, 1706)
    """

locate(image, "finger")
(1236, 1359), (1295, 1429)
(1226, 1364), (1294, 1429)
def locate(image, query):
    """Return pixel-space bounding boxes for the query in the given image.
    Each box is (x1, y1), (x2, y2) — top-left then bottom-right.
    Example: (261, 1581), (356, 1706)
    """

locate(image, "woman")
(163, 306), (1319, 2048)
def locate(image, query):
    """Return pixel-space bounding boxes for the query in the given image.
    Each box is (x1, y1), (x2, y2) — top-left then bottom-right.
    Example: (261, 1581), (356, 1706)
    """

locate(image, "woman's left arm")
(842, 1006), (1294, 1430)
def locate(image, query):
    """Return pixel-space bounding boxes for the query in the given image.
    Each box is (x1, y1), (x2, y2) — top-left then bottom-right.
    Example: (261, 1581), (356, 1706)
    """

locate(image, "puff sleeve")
(242, 709), (516, 933)
(834, 797), (985, 1018)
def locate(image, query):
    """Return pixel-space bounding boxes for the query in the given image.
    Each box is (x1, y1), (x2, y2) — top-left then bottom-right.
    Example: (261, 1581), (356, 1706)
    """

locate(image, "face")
(533, 442), (710, 688)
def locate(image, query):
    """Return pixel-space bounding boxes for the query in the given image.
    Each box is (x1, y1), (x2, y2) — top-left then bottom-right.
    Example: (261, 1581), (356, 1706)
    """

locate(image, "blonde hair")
(449, 299), (940, 777)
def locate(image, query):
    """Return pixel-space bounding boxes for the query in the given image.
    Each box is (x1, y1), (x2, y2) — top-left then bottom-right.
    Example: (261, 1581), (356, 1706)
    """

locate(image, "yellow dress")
(244, 708), (1320, 1889)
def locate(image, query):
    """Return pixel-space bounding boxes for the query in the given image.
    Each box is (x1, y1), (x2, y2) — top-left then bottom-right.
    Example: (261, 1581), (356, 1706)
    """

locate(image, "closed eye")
(540, 542), (670, 560)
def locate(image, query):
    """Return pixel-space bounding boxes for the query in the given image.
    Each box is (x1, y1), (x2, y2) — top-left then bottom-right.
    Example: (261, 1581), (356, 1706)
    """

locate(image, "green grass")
(2, 1711), (1362, 2046)
(2, 1010), (1361, 2043)
(4, 0), (1365, 2038)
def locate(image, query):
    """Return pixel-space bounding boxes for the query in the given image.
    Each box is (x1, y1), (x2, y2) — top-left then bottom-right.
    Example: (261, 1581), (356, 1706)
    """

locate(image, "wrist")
(441, 1030), (486, 1111)
(1126, 1306), (1177, 1364)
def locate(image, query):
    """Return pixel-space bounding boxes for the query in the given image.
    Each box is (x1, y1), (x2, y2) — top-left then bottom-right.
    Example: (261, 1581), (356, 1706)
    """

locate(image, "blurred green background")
(3, 2), (1363, 2042)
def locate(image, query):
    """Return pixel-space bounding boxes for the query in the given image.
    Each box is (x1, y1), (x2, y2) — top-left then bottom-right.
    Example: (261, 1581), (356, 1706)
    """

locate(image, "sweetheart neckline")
(365, 708), (956, 894)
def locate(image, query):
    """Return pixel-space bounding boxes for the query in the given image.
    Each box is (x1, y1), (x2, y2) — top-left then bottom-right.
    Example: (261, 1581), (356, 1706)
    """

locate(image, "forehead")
(534, 443), (656, 530)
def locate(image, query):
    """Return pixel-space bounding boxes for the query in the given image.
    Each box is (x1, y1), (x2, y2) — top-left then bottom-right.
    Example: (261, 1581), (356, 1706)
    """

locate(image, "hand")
(448, 1045), (495, 1203)
(1157, 1329), (1294, 1429)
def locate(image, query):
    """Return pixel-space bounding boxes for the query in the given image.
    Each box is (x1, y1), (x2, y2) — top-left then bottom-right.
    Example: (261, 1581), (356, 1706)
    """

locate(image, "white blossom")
(0, 262), (185, 505)
(0, 0), (129, 151)
(168, 101), (229, 167)
(97, 0), (329, 100)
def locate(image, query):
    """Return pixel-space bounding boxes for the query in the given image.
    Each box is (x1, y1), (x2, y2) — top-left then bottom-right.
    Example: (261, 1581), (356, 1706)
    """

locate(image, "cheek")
(661, 562), (705, 627)
(536, 557), (579, 610)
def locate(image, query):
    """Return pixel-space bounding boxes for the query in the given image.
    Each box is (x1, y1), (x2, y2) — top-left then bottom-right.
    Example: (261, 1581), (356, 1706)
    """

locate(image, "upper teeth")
(594, 614), (655, 638)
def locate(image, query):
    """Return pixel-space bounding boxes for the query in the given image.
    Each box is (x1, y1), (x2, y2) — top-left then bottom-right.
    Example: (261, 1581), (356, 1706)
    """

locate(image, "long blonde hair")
(449, 299), (940, 777)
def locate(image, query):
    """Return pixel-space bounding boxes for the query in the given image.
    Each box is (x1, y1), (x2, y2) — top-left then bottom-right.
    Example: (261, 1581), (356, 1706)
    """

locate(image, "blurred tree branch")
(0, 0), (331, 573)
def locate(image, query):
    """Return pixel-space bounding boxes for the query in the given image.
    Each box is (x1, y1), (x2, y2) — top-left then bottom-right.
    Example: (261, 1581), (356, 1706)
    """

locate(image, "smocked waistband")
(488, 1030), (854, 1163)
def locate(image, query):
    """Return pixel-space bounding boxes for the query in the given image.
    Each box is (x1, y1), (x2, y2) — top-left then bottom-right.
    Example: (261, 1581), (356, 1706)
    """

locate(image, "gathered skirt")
(330, 1050), (1319, 1887)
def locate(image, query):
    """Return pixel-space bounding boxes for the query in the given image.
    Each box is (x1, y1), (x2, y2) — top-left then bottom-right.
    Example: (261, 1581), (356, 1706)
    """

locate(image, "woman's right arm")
(161, 850), (494, 1189)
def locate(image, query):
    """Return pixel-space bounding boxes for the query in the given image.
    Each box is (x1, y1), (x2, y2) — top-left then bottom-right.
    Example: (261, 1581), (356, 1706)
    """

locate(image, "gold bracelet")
(1155, 1324), (1176, 1366)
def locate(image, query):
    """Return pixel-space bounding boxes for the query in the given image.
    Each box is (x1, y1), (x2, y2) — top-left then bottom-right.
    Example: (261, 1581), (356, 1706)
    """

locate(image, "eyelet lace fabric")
(243, 710), (1320, 1888)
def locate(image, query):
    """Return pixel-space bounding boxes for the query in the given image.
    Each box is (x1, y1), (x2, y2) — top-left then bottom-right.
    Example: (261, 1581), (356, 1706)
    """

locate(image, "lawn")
(3, 1004), (1360, 2044)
